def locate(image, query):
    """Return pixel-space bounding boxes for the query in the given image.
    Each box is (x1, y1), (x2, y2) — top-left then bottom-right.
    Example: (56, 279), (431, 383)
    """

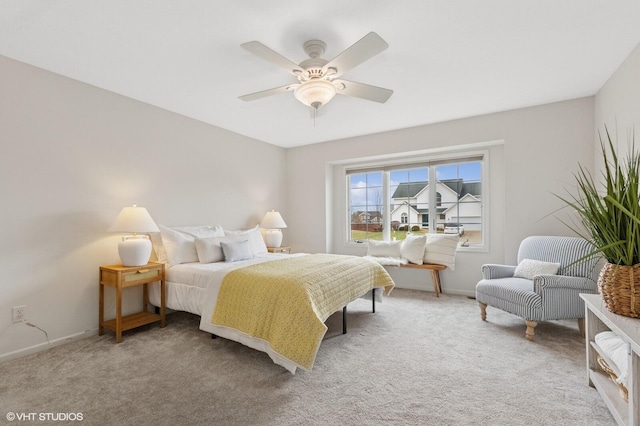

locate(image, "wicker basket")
(598, 262), (640, 318)
(597, 356), (628, 401)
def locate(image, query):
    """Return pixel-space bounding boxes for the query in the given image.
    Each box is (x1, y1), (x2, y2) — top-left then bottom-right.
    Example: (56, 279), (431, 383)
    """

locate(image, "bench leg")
(430, 270), (441, 297)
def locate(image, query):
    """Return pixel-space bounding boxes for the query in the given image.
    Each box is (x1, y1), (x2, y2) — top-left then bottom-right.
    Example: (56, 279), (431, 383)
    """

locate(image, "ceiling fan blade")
(239, 84), (298, 102)
(333, 79), (393, 103)
(241, 41), (306, 76)
(322, 32), (389, 78)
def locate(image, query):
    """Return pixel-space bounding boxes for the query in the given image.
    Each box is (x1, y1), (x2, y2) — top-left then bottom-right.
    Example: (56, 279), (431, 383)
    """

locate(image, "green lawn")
(350, 229), (482, 244)
(350, 229), (427, 241)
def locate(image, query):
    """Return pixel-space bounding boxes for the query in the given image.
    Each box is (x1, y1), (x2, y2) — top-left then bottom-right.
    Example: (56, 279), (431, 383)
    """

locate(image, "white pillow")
(195, 235), (243, 263)
(224, 225), (268, 255)
(424, 234), (459, 271)
(149, 232), (166, 263)
(401, 234), (427, 265)
(513, 259), (561, 279)
(174, 225), (224, 238)
(367, 240), (402, 258)
(158, 224), (225, 266)
(221, 240), (253, 262)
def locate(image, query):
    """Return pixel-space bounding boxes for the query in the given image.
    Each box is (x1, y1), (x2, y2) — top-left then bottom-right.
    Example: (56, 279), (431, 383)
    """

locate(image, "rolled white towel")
(595, 331), (629, 387)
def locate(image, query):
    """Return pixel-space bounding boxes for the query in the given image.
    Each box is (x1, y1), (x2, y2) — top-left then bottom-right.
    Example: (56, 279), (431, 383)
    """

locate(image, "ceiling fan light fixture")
(293, 80), (336, 108)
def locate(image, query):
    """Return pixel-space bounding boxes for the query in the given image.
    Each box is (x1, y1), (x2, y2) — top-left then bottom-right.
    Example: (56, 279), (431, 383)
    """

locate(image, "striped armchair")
(475, 236), (599, 340)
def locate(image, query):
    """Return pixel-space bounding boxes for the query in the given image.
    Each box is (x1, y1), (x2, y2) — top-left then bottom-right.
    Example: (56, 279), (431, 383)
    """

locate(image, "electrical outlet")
(12, 305), (26, 323)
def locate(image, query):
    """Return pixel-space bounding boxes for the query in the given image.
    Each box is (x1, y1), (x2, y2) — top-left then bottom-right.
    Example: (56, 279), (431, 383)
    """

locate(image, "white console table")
(581, 294), (640, 425)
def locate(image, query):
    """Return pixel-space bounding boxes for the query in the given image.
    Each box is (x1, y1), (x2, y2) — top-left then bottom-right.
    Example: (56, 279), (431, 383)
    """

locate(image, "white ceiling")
(1, 1), (640, 148)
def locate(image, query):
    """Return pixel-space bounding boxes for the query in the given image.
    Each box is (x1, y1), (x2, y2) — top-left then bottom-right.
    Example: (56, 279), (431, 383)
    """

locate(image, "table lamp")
(107, 205), (160, 266)
(260, 210), (287, 248)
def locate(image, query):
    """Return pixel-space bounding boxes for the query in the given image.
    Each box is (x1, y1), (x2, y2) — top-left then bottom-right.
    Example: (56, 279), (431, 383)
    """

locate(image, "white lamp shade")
(260, 210), (287, 229)
(107, 205), (160, 233)
(108, 205), (159, 266)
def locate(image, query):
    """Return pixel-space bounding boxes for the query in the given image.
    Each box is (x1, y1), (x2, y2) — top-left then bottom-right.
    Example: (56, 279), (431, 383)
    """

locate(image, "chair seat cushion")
(476, 278), (543, 321)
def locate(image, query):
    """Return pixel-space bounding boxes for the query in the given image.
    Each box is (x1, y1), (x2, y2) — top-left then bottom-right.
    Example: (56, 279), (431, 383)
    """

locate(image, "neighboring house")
(352, 210), (382, 224)
(351, 210), (383, 231)
(390, 179), (481, 230)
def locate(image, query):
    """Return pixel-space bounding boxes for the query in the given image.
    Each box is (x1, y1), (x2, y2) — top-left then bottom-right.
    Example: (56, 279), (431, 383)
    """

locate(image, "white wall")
(0, 56), (286, 359)
(595, 41), (640, 159)
(286, 98), (595, 295)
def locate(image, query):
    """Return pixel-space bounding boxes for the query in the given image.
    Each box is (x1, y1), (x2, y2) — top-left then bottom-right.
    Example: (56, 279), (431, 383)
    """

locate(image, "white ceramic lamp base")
(264, 229), (283, 248)
(118, 235), (152, 266)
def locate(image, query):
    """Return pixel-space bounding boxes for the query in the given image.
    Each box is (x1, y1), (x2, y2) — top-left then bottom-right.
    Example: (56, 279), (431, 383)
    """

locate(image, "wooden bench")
(385, 263), (447, 297)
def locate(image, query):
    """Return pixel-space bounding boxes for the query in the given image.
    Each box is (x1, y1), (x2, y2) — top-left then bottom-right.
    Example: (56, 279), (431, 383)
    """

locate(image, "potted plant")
(560, 128), (640, 318)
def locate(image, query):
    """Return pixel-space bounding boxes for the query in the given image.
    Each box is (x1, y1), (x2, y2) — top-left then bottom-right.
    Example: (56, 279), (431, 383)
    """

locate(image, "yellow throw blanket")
(211, 254), (394, 371)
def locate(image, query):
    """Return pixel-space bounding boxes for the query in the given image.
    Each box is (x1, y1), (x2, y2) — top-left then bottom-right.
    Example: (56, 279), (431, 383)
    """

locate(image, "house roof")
(391, 179), (481, 199)
(1, 2), (639, 148)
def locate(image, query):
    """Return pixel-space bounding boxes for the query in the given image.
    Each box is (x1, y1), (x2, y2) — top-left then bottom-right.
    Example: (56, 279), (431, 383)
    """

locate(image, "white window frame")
(343, 148), (489, 252)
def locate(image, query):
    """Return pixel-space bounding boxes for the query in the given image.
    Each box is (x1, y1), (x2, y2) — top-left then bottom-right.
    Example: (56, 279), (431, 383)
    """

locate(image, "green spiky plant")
(559, 128), (640, 266)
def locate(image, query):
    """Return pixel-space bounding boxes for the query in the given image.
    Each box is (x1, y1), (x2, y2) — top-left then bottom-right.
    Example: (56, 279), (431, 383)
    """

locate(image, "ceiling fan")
(239, 32), (393, 112)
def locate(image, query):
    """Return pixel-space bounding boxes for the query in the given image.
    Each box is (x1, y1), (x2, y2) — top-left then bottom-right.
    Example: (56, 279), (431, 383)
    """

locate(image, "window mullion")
(428, 166), (437, 233)
(382, 171), (390, 241)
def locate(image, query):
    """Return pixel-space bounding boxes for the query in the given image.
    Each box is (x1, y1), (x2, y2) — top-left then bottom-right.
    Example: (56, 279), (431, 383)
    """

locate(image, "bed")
(147, 224), (394, 373)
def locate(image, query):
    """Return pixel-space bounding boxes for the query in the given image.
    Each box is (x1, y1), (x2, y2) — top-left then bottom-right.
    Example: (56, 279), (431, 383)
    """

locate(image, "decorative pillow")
(367, 240), (402, 258)
(424, 234), (459, 270)
(195, 235), (243, 263)
(513, 259), (561, 279)
(158, 224), (225, 266)
(401, 234), (427, 265)
(224, 225), (268, 255)
(220, 240), (253, 262)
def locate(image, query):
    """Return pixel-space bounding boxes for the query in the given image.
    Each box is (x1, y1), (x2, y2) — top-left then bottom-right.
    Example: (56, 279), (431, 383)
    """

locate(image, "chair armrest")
(533, 275), (598, 293)
(481, 264), (517, 280)
(534, 274), (598, 320)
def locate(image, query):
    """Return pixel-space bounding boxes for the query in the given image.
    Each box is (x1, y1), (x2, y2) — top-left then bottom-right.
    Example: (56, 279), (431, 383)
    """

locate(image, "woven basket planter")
(598, 262), (640, 318)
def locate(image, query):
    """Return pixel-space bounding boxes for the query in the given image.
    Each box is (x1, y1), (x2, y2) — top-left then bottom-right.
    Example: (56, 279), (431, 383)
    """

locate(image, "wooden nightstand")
(99, 262), (165, 343)
(267, 246), (291, 254)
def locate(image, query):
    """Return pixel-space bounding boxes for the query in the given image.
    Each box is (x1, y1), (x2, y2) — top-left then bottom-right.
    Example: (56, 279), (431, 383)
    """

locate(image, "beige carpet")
(0, 289), (614, 425)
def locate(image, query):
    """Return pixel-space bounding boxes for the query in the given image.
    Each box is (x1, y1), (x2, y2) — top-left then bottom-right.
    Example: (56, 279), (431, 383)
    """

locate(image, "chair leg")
(578, 318), (585, 338)
(525, 320), (537, 341)
(479, 302), (487, 321)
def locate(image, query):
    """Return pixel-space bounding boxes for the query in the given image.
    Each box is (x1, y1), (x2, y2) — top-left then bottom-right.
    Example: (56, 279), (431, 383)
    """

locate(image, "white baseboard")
(0, 328), (98, 364)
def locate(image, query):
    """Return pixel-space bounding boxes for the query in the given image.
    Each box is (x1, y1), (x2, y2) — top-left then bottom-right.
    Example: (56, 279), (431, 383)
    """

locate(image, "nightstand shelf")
(101, 311), (162, 333)
(267, 246), (291, 254)
(99, 262), (165, 343)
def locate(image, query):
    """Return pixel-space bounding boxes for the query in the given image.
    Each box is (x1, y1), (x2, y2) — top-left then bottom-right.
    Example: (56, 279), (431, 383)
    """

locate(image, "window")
(347, 154), (484, 247)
